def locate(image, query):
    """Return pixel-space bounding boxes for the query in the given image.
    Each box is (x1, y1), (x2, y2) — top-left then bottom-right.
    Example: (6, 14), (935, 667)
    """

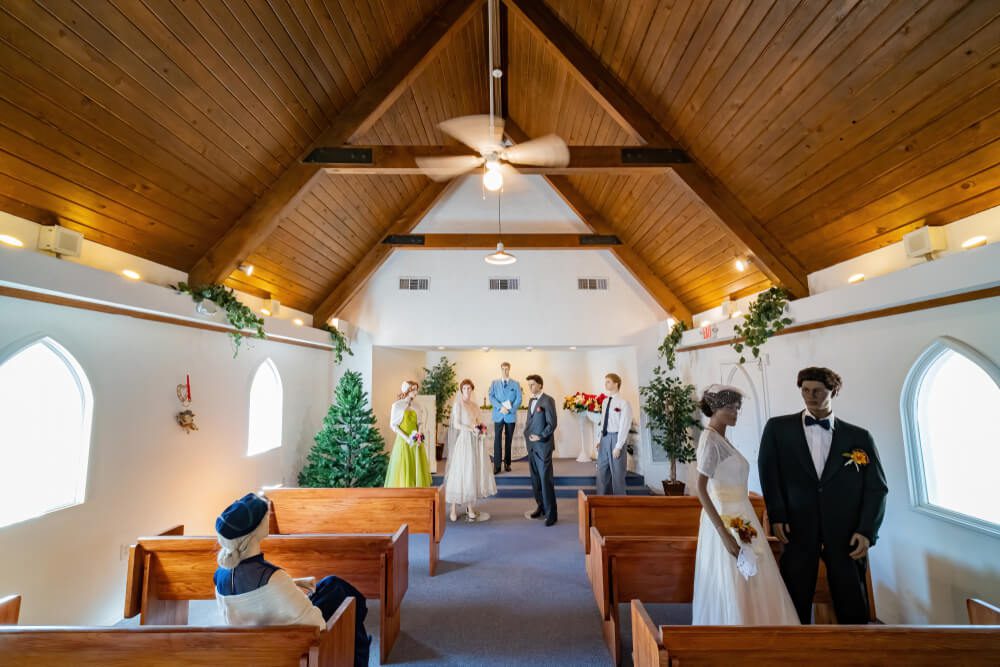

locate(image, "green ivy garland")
(319, 324), (354, 365)
(657, 320), (688, 370)
(173, 282), (265, 357)
(731, 286), (793, 363)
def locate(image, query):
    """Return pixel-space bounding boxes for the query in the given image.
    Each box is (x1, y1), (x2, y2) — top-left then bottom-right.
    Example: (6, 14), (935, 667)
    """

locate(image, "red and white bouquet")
(475, 423), (488, 436)
(562, 392), (607, 413)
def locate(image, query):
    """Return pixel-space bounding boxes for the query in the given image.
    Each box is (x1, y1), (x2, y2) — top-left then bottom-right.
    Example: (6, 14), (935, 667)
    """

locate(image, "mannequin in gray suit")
(523, 374), (558, 526)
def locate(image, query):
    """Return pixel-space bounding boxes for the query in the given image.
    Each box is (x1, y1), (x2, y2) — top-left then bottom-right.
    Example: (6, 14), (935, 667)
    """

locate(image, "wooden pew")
(267, 486), (447, 576)
(968, 598), (1000, 625)
(0, 597), (355, 667)
(125, 528), (407, 663)
(631, 600), (1000, 666)
(0, 594), (20, 625)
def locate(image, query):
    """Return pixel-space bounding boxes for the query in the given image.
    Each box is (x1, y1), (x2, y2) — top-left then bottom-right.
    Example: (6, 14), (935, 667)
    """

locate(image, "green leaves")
(173, 282), (265, 357)
(731, 286), (793, 364)
(656, 320), (688, 371)
(319, 324), (354, 365)
(298, 370), (389, 488)
(420, 357), (458, 426)
(639, 366), (699, 481)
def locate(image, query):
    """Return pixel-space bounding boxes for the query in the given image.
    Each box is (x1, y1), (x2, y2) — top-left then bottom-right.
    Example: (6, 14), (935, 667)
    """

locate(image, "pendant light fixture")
(484, 190), (516, 265)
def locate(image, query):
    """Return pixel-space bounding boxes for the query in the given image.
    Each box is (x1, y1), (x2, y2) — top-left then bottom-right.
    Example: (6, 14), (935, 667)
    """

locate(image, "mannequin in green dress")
(384, 380), (432, 488)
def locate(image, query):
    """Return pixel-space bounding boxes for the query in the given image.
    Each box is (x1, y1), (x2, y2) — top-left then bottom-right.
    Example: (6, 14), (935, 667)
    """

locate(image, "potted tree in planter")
(640, 365), (699, 495)
(420, 357), (458, 461)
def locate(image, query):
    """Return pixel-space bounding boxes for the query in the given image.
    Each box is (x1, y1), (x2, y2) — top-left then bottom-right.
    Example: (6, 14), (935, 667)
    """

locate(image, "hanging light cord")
(487, 0), (496, 141)
(496, 189), (503, 244)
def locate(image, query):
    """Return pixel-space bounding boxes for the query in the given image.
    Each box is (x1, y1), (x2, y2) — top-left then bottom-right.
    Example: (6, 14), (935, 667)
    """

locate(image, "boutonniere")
(536, 406), (543, 412)
(614, 407), (622, 413)
(842, 449), (870, 471)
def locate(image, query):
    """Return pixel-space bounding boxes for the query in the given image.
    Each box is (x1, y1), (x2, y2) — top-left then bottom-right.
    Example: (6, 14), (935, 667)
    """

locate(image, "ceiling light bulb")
(485, 241), (516, 265)
(292, 318), (304, 326)
(122, 269), (141, 280)
(437, 346), (445, 351)
(483, 168), (503, 192)
(848, 273), (865, 284)
(961, 235), (987, 249)
(238, 262), (254, 276)
(260, 308), (271, 316)
(734, 258), (747, 272)
(0, 234), (24, 247)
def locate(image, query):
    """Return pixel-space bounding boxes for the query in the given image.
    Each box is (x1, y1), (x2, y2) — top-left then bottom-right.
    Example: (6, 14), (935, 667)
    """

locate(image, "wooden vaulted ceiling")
(1, 0), (998, 320)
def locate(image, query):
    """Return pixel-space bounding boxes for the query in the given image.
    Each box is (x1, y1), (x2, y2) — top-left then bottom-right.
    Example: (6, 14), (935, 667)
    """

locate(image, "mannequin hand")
(529, 434), (540, 442)
(849, 533), (870, 559)
(772, 522), (791, 544)
(722, 531), (740, 558)
(613, 448), (622, 460)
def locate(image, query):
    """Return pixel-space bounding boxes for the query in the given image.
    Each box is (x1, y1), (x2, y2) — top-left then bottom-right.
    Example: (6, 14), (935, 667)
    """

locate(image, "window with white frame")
(0, 337), (93, 529)
(248, 358), (283, 456)
(901, 336), (1000, 536)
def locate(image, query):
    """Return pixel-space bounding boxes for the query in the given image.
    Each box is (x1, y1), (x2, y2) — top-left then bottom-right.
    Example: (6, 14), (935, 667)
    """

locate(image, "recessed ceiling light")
(731, 310), (742, 318)
(961, 235), (988, 249)
(292, 318), (303, 326)
(569, 346), (577, 350)
(481, 346), (490, 352)
(848, 273), (865, 284)
(734, 257), (748, 272)
(0, 234), (24, 247)
(437, 346), (446, 351)
(260, 308), (271, 316)
(526, 346), (533, 352)
(121, 269), (141, 280)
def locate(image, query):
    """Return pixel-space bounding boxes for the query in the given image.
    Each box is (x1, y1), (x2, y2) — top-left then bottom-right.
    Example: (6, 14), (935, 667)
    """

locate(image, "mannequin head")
(526, 374), (543, 396)
(398, 380), (419, 400)
(460, 379), (475, 400)
(604, 373), (622, 394)
(500, 362), (511, 379)
(797, 367), (841, 417)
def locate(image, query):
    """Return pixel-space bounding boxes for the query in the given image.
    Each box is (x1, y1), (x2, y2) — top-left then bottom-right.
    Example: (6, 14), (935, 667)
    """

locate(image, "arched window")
(0, 337), (93, 529)
(901, 336), (1000, 536)
(248, 358), (282, 456)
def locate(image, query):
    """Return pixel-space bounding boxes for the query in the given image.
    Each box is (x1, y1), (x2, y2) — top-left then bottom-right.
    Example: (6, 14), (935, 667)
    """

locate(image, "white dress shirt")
(600, 394), (633, 453)
(801, 409), (835, 477)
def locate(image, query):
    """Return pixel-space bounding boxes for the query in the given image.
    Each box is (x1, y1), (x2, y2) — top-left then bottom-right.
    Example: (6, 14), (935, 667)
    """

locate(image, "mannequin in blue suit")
(488, 361), (522, 473)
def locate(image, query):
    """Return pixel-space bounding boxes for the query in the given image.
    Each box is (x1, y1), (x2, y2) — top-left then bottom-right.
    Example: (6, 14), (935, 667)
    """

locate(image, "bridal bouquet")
(475, 423), (488, 436)
(722, 515), (759, 580)
(563, 392), (607, 413)
(409, 431), (426, 447)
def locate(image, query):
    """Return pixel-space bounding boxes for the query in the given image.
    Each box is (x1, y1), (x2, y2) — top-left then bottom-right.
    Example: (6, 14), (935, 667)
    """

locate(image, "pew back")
(267, 486), (445, 575)
(578, 491), (768, 554)
(0, 594), (20, 625)
(0, 598), (355, 667)
(630, 603), (1000, 667)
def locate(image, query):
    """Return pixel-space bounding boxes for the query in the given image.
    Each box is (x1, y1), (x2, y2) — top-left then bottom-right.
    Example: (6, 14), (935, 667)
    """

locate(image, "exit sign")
(701, 325), (717, 340)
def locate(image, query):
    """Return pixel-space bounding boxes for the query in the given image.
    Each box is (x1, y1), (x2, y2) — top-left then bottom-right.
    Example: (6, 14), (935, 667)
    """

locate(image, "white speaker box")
(903, 226), (947, 258)
(36, 225), (83, 257)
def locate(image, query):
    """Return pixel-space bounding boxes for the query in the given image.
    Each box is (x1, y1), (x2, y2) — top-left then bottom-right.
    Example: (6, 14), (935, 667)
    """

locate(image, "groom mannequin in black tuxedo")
(758, 367), (888, 624)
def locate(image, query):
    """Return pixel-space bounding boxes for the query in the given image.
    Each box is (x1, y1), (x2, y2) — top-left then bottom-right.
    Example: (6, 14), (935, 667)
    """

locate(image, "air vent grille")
(489, 277), (520, 291)
(399, 277), (429, 291)
(577, 277), (608, 291)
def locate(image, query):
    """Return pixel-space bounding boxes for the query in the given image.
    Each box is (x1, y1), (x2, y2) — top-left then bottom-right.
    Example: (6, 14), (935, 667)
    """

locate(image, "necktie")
(503, 380), (507, 389)
(805, 415), (831, 430)
(602, 398), (611, 437)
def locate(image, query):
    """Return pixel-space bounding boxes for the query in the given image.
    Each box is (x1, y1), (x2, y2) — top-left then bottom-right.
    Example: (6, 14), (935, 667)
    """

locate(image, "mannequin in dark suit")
(523, 374), (558, 526)
(758, 367), (888, 624)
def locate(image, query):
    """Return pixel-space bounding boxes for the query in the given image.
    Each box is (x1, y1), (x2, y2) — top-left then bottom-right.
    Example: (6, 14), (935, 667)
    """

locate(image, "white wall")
(0, 296), (332, 625)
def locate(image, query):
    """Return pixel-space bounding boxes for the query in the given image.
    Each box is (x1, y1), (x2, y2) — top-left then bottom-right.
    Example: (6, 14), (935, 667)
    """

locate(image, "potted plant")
(640, 365), (699, 495)
(419, 357), (458, 459)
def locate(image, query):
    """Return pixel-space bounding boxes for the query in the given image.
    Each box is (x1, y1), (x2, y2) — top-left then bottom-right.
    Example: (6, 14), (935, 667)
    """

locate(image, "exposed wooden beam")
(305, 144), (689, 173)
(187, 0), (484, 287)
(381, 233), (623, 249)
(312, 182), (453, 325)
(504, 0), (808, 298)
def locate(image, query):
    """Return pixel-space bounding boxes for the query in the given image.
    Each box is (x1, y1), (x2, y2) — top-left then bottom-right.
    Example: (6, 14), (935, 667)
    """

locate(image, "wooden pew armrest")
(315, 597), (355, 667)
(0, 594), (20, 625)
(967, 598), (1000, 625)
(387, 525), (409, 612)
(590, 527), (612, 619)
(434, 484), (446, 542)
(578, 490), (589, 550)
(631, 600), (666, 667)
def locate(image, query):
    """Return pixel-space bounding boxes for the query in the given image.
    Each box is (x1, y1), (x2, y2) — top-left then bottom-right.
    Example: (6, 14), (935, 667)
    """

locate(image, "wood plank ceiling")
(0, 0), (998, 319)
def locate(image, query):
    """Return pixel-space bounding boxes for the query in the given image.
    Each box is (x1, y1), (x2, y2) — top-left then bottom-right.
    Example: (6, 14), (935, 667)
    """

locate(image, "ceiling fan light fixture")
(485, 241), (516, 265)
(483, 167), (503, 192)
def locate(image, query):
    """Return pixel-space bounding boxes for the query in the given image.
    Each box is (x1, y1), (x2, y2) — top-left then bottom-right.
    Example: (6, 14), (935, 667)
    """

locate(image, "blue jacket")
(488, 378), (522, 423)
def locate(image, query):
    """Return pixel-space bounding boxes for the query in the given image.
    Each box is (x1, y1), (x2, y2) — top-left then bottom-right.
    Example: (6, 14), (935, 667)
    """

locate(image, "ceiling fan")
(414, 0), (569, 192)
(415, 114), (570, 191)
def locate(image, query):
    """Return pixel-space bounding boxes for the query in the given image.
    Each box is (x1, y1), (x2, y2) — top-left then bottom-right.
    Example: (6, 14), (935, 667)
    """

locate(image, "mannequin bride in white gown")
(445, 379), (497, 522)
(692, 384), (800, 625)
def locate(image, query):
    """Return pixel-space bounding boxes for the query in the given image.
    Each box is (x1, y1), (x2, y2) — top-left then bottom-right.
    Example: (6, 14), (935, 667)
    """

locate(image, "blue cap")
(215, 493), (269, 539)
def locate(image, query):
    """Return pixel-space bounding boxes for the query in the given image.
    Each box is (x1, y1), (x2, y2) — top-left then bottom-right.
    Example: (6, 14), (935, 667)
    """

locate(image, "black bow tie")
(805, 415), (831, 431)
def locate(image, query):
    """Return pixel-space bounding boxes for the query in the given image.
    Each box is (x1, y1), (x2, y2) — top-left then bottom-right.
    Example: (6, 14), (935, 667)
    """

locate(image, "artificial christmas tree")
(299, 370), (389, 488)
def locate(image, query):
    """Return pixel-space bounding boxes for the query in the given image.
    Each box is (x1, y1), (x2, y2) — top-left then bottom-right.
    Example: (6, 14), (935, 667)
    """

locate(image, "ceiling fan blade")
(503, 134), (570, 167)
(415, 154), (484, 181)
(438, 115), (505, 154)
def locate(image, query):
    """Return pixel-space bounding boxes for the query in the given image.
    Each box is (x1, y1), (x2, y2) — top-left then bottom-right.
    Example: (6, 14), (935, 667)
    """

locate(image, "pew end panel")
(313, 597), (356, 667)
(578, 490), (590, 548)
(430, 484), (446, 576)
(967, 598), (1000, 625)
(630, 600), (667, 667)
(0, 594), (21, 625)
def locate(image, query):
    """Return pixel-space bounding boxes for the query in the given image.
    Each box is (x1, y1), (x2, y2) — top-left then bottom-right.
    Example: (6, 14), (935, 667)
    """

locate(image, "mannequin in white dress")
(445, 379), (497, 522)
(691, 384), (800, 625)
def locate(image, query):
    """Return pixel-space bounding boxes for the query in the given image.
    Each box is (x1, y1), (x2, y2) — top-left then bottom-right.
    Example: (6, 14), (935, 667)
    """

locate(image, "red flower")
(614, 407), (621, 413)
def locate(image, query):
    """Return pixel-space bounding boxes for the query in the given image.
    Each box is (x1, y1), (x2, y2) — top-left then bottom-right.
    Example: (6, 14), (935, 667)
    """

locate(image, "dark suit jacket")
(758, 412), (888, 548)
(525, 393), (557, 444)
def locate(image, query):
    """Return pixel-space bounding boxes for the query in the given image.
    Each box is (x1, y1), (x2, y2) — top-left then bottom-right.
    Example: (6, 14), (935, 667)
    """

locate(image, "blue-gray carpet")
(185, 495), (690, 665)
